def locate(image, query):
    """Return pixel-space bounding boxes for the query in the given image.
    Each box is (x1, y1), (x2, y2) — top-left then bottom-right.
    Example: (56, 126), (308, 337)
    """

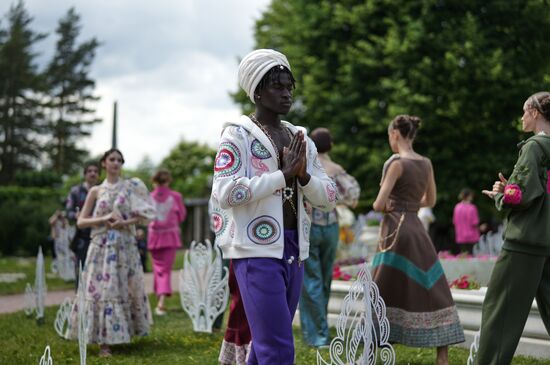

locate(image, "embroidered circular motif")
(211, 209), (228, 236)
(251, 139), (271, 159)
(247, 216), (281, 245)
(228, 184), (252, 206)
(214, 142), (241, 177)
(302, 219), (310, 239)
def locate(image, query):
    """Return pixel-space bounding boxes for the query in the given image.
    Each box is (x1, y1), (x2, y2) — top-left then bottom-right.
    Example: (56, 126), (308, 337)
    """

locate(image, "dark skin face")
(253, 71), (310, 229)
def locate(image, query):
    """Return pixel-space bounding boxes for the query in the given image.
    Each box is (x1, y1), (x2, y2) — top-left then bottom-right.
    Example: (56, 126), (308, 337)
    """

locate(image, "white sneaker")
(154, 306), (167, 316)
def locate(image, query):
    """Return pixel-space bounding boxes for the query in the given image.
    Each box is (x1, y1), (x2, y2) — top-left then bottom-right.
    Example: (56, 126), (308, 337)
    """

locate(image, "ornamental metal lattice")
(317, 263), (395, 365)
(51, 224), (76, 281)
(77, 263), (87, 365)
(35, 246), (47, 322)
(38, 345), (53, 365)
(179, 240), (229, 333)
(24, 247), (48, 321)
(24, 282), (35, 316)
(54, 297), (73, 337)
(467, 330), (481, 365)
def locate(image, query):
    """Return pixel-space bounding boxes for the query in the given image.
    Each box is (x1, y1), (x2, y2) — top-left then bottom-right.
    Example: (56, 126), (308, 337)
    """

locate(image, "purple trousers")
(233, 229), (304, 365)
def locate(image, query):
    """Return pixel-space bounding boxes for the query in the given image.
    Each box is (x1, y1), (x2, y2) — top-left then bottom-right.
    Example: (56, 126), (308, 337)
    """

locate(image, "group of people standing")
(58, 149), (186, 357)
(212, 48), (550, 365)
(52, 46), (550, 365)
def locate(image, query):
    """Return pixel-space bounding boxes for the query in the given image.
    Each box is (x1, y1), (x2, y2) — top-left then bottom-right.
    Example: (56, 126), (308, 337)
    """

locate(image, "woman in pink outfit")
(148, 169), (187, 315)
(452, 188), (480, 255)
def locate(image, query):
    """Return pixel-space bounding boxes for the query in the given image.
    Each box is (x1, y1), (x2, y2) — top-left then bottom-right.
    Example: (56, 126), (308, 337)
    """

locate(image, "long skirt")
(65, 229), (151, 344)
(372, 211), (465, 347)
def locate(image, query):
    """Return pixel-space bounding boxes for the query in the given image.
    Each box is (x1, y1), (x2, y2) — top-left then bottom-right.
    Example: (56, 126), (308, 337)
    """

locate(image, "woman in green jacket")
(478, 91), (550, 364)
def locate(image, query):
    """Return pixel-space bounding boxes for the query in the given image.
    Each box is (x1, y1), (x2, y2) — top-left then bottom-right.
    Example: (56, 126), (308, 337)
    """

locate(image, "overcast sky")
(0, 0), (271, 168)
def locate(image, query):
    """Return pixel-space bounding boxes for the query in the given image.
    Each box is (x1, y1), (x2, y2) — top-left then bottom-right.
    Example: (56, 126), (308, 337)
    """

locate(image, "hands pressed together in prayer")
(103, 211), (127, 229)
(282, 131), (310, 185)
(482, 172), (508, 199)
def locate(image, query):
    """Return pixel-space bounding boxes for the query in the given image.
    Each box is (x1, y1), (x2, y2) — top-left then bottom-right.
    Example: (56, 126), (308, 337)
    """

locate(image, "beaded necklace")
(249, 114), (297, 216)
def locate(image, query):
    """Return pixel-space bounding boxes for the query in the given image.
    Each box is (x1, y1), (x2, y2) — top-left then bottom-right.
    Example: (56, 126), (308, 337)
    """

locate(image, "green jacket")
(496, 134), (550, 255)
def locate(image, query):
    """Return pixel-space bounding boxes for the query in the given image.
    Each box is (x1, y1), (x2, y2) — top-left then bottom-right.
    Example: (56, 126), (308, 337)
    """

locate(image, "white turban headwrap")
(238, 49), (291, 104)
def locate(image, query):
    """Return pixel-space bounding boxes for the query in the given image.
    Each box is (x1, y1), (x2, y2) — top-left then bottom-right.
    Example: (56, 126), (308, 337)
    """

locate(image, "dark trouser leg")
(299, 225), (326, 346)
(476, 249), (545, 365)
(535, 257), (550, 335)
(319, 224), (339, 313)
(73, 236), (90, 291)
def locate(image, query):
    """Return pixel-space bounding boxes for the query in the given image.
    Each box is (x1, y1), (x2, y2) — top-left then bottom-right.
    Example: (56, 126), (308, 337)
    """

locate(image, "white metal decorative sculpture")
(77, 263), (87, 365)
(24, 247), (47, 320)
(474, 225), (504, 256)
(38, 345), (53, 365)
(317, 263), (395, 365)
(24, 282), (36, 316)
(54, 297), (73, 337)
(179, 240), (229, 333)
(35, 246), (47, 323)
(467, 330), (481, 365)
(51, 224), (76, 281)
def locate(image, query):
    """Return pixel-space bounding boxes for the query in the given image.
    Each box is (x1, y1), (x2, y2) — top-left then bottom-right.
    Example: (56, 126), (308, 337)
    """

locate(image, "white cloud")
(0, 0), (271, 167)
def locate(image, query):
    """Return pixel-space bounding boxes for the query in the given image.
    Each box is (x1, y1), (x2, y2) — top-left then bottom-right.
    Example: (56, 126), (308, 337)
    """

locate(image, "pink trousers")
(150, 247), (177, 296)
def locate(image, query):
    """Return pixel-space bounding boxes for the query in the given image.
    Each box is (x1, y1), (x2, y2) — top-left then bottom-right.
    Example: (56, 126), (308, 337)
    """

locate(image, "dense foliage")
(159, 139), (216, 198)
(43, 7), (101, 174)
(0, 186), (61, 255)
(0, 2), (101, 183)
(234, 0), (550, 231)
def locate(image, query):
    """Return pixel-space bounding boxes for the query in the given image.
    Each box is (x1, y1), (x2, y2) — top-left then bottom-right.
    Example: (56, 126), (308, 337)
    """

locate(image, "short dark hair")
(458, 188), (474, 201)
(83, 161), (100, 175)
(152, 169), (172, 185)
(254, 65), (296, 97)
(100, 148), (125, 165)
(310, 128), (333, 153)
(389, 115), (422, 140)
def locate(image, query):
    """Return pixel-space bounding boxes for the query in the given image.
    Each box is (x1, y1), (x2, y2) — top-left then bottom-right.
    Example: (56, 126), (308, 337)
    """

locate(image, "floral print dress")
(65, 178), (156, 344)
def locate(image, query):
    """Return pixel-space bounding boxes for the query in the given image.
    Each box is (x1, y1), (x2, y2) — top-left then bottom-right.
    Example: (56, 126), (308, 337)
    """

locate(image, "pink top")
(452, 201), (480, 244)
(147, 186), (187, 250)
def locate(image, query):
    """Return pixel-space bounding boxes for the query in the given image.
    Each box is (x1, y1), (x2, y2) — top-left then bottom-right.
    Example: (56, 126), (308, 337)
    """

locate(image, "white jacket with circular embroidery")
(210, 115), (337, 261)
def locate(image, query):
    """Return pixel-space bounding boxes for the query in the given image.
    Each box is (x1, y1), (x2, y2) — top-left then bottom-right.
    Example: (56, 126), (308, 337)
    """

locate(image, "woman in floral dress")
(65, 148), (156, 357)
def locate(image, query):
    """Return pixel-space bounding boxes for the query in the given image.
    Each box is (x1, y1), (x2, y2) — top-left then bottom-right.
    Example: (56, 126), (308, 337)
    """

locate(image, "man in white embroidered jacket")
(211, 49), (336, 365)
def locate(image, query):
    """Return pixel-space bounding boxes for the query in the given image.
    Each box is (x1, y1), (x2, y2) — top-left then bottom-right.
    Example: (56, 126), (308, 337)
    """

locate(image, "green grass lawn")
(0, 249), (186, 295)
(0, 255), (74, 295)
(0, 295), (546, 365)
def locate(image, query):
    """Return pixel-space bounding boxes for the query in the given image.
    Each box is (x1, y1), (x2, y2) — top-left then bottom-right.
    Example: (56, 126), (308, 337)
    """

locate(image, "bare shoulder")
(89, 185), (100, 195)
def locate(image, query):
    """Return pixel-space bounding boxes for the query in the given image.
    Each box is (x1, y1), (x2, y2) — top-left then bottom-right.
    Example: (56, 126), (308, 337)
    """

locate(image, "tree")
(236, 0), (550, 225)
(0, 0), (47, 184)
(160, 139), (216, 198)
(44, 7), (100, 175)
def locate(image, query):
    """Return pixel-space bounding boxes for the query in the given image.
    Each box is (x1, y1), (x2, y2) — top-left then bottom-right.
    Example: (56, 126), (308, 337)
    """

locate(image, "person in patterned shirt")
(65, 161), (99, 289)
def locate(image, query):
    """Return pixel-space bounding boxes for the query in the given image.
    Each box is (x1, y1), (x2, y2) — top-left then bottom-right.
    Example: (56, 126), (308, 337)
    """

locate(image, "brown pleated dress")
(372, 157), (465, 347)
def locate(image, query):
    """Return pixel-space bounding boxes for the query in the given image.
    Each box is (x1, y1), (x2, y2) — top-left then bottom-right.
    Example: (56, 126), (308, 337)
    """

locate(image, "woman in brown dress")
(372, 115), (464, 365)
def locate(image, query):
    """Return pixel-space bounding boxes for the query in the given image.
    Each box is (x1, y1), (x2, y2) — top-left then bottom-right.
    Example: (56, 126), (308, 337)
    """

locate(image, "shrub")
(0, 186), (62, 255)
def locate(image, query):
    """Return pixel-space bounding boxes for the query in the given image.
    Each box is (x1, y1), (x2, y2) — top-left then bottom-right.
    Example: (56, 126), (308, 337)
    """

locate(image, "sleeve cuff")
(270, 170), (287, 191)
(494, 192), (504, 211)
